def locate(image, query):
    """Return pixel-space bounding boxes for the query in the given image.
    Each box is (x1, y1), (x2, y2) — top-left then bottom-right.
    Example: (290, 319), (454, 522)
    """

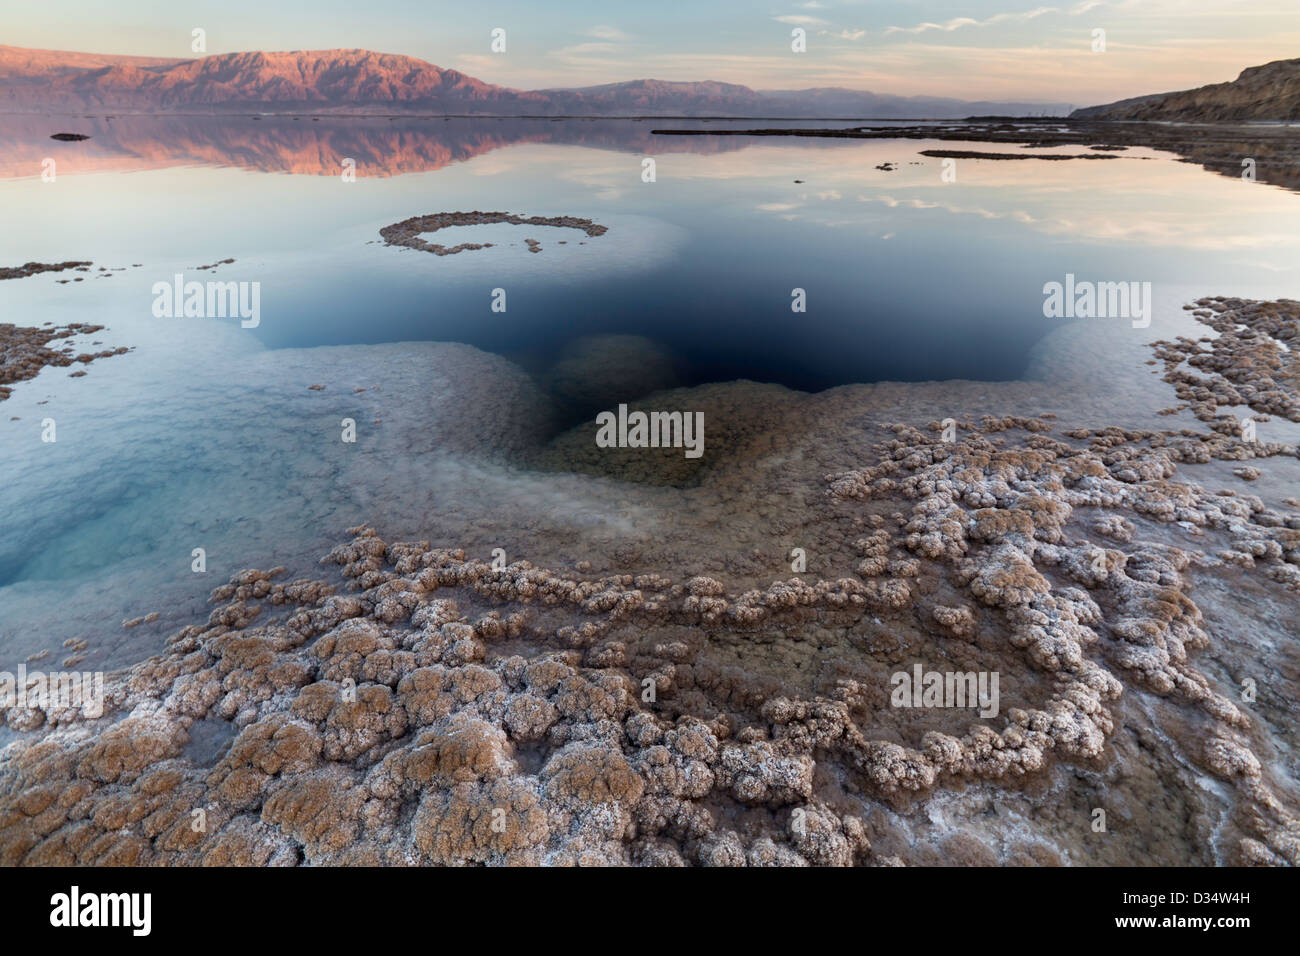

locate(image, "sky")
(5, 0), (1300, 107)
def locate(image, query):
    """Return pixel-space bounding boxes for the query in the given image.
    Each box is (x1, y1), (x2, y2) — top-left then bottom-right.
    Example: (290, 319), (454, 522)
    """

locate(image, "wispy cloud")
(586, 25), (630, 41)
(558, 42), (617, 55)
(885, 7), (1058, 36)
(548, 25), (635, 70)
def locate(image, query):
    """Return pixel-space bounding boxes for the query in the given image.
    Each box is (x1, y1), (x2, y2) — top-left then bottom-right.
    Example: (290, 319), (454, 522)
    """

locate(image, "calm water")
(2, 115), (1299, 666)
(6, 116), (1300, 387)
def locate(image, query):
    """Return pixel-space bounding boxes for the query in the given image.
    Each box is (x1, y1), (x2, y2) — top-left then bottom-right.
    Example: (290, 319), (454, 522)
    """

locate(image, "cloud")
(548, 42), (627, 71)
(556, 42), (617, 56)
(885, 6), (1059, 36)
(546, 25), (636, 70)
(774, 15), (828, 26)
(454, 54), (498, 73)
(586, 25), (630, 41)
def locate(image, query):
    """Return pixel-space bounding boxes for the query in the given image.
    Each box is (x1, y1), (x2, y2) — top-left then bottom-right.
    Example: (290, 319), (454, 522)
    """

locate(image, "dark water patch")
(250, 236), (1051, 396)
(513, 742), (551, 776)
(183, 714), (238, 767)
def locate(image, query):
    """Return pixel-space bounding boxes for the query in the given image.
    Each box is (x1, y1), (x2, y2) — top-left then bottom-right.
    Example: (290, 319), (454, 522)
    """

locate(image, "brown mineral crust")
(0, 529), (894, 864)
(1, 321), (129, 400)
(2, 503), (1288, 865)
(379, 211), (607, 257)
(932, 604), (977, 638)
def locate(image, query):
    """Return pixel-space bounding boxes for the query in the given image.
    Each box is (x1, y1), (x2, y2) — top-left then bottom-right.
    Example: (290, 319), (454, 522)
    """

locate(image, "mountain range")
(0, 45), (1072, 117)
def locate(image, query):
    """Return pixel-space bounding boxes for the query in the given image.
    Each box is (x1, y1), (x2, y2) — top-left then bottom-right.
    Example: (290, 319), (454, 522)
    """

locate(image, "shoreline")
(650, 120), (1300, 192)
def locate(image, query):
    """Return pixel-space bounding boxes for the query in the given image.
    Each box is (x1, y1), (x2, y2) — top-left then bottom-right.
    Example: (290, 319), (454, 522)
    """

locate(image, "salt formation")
(0, 322), (130, 401)
(2, 298), (1298, 866)
(0, 261), (92, 280)
(1156, 296), (1300, 424)
(380, 211), (607, 257)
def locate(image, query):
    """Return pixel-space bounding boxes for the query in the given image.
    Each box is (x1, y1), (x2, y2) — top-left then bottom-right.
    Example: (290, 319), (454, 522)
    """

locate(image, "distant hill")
(538, 78), (773, 116)
(1072, 58), (1300, 121)
(0, 45), (1071, 117)
(761, 87), (1071, 118)
(544, 80), (1071, 118)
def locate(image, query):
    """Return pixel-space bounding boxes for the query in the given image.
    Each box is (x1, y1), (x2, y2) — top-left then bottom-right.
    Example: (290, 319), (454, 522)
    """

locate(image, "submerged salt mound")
(533, 379), (804, 487)
(542, 335), (680, 420)
(379, 211), (608, 257)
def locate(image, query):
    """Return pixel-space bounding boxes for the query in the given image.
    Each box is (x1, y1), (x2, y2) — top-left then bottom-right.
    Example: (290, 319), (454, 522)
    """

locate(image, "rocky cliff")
(1073, 58), (1300, 121)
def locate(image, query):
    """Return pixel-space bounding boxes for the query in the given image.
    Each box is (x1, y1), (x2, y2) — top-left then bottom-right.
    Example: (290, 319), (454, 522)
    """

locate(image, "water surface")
(2, 114), (1299, 667)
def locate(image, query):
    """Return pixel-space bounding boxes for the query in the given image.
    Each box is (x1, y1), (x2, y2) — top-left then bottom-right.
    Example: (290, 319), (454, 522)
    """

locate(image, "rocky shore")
(1, 298), (1297, 867)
